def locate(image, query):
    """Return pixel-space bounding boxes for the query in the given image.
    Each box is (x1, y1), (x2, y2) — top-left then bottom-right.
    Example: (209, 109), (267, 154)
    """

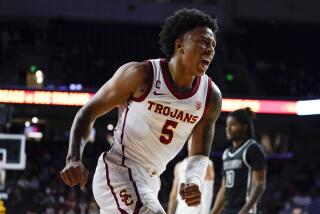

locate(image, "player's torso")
(222, 140), (256, 212)
(113, 58), (211, 175)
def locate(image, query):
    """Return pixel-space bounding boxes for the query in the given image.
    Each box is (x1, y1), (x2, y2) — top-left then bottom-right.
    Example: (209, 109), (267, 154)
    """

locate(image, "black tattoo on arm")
(202, 83), (222, 155)
(191, 82), (222, 156)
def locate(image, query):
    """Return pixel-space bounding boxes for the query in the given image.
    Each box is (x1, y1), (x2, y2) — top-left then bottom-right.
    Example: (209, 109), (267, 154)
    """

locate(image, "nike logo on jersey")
(153, 91), (167, 96)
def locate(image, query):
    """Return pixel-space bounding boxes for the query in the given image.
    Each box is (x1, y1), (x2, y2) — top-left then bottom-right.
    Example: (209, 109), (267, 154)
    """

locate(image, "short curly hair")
(159, 8), (218, 57)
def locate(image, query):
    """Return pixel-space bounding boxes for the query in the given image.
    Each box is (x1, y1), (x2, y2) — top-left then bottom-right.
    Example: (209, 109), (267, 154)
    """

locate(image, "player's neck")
(232, 139), (246, 149)
(168, 58), (195, 92)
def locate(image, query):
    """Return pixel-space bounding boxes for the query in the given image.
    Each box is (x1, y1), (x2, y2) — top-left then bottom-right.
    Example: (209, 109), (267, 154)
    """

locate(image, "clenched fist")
(179, 183), (201, 207)
(60, 160), (89, 190)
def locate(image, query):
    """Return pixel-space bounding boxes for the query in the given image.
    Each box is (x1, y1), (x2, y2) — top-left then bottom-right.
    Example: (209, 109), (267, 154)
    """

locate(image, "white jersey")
(112, 58), (212, 175)
(175, 158), (214, 214)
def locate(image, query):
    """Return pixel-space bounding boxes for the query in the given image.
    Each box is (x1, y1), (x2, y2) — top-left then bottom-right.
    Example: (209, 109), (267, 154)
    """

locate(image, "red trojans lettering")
(147, 101), (198, 123)
(119, 189), (134, 206)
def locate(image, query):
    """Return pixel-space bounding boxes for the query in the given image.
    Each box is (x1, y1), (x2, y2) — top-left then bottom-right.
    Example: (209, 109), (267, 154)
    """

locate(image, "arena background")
(0, 0), (320, 213)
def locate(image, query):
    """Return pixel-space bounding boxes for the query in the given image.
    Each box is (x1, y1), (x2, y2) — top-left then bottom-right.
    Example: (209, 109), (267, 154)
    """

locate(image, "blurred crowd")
(5, 140), (102, 213)
(0, 134), (318, 213)
(0, 19), (319, 98)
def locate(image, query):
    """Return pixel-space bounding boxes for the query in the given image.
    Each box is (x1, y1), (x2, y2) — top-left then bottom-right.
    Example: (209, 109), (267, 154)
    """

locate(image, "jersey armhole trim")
(242, 142), (254, 168)
(131, 60), (154, 102)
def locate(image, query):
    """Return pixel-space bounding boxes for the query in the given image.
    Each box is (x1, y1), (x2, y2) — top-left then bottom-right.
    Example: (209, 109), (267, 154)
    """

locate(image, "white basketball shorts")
(92, 152), (166, 214)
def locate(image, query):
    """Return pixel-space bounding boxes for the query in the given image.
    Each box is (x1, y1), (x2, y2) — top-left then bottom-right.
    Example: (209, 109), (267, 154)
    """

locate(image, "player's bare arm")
(238, 169), (266, 214)
(190, 82), (222, 156)
(211, 177), (226, 214)
(167, 162), (180, 214)
(59, 61), (150, 189)
(205, 160), (215, 180)
(181, 82), (222, 207)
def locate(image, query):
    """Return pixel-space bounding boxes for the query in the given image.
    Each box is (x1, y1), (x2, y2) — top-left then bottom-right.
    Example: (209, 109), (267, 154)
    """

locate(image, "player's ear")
(175, 38), (184, 54)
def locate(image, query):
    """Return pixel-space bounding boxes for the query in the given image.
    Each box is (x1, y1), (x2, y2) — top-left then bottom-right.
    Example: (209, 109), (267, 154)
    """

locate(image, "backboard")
(0, 134), (26, 170)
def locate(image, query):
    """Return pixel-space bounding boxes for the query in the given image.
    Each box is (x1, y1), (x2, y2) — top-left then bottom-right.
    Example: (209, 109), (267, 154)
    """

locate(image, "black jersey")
(221, 139), (266, 214)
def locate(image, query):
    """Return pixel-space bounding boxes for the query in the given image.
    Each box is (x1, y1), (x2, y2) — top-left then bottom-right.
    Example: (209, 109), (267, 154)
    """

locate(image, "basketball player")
(60, 8), (222, 214)
(211, 108), (267, 214)
(167, 138), (214, 214)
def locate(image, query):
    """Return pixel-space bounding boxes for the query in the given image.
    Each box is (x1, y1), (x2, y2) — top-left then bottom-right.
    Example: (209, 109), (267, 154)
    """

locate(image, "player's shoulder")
(248, 139), (264, 150)
(205, 79), (222, 114)
(246, 139), (267, 158)
(209, 80), (222, 102)
(198, 78), (222, 123)
(222, 148), (230, 160)
(120, 61), (149, 73)
(117, 61), (153, 84)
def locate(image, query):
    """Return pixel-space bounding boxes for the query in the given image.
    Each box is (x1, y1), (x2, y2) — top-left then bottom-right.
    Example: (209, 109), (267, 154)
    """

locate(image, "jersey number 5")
(160, 119), (178, 144)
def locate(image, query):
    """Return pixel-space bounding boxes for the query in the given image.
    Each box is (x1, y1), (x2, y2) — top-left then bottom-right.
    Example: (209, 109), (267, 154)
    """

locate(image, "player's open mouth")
(201, 59), (210, 67)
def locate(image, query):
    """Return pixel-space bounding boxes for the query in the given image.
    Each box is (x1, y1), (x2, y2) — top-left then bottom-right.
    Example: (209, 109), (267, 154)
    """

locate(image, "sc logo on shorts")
(119, 189), (134, 206)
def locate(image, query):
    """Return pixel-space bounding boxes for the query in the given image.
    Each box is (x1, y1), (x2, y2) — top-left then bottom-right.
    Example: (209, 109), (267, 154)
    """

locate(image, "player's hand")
(60, 160), (89, 191)
(179, 183), (201, 207)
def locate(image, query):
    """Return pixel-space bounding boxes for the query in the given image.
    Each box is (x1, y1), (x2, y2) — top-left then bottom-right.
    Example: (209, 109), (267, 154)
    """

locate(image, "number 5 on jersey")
(160, 119), (178, 144)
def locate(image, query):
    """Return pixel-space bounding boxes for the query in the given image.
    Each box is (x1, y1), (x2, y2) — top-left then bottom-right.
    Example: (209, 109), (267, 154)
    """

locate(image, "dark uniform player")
(211, 108), (267, 214)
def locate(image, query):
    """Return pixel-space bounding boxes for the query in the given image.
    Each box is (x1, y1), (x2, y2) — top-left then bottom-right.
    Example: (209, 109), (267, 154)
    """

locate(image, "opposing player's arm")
(239, 145), (267, 214)
(211, 177), (226, 214)
(205, 161), (215, 181)
(60, 62), (150, 189)
(167, 162), (180, 214)
(238, 170), (266, 214)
